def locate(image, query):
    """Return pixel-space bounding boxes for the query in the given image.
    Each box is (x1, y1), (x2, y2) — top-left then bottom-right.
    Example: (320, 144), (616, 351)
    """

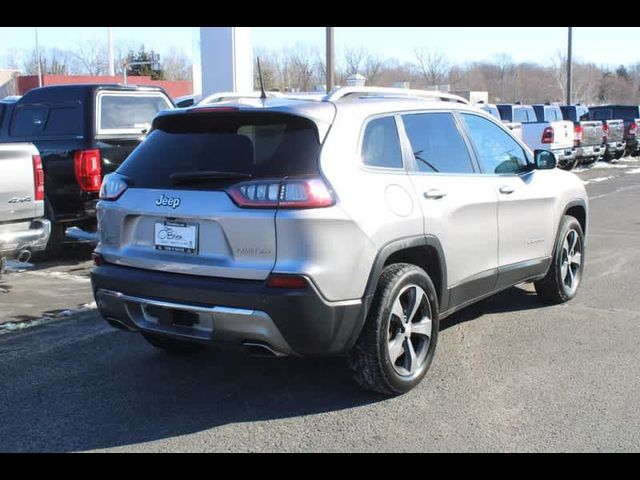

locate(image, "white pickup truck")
(497, 104), (577, 169)
(0, 143), (51, 276)
(477, 103), (523, 140)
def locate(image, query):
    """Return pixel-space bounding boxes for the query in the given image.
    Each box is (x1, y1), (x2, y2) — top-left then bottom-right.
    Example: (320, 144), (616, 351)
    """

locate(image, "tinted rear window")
(44, 106), (82, 135)
(611, 106), (640, 119)
(10, 104), (82, 137)
(497, 105), (511, 121)
(118, 112), (321, 189)
(591, 109), (612, 121)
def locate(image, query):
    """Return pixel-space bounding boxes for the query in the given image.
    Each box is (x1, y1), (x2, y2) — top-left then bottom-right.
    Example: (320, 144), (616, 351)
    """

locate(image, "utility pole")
(108, 27), (115, 76)
(326, 27), (334, 93)
(566, 26), (573, 105)
(34, 27), (42, 87)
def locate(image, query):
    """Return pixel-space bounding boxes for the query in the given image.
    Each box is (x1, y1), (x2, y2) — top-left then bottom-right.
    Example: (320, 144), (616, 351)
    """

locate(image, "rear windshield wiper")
(170, 171), (253, 185)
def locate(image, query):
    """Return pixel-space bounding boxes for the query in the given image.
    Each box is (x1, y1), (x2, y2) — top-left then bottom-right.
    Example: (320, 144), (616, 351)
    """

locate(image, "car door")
(458, 112), (557, 289)
(399, 111), (499, 312)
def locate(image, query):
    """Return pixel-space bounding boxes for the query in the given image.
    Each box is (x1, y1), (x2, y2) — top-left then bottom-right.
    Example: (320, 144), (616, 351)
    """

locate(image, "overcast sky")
(1, 27), (638, 68)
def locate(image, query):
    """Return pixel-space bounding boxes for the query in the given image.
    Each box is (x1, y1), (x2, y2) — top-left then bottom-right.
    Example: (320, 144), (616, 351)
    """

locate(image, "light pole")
(326, 27), (334, 93)
(108, 27), (115, 76)
(34, 27), (42, 87)
(566, 26), (573, 105)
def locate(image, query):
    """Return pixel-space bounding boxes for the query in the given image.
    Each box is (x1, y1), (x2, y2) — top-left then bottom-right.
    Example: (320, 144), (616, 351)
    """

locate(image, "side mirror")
(534, 149), (557, 170)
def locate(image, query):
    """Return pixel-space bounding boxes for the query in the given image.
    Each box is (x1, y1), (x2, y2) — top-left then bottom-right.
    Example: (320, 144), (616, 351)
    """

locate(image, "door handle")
(499, 185), (515, 195)
(424, 189), (447, 199)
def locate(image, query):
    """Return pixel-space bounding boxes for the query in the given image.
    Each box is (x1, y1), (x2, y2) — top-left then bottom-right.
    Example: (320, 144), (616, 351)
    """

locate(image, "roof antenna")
(257, 57), (267, 101)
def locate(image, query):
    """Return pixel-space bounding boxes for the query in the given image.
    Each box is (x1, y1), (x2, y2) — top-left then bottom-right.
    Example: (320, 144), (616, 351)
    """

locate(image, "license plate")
(154, 221), (198, 254)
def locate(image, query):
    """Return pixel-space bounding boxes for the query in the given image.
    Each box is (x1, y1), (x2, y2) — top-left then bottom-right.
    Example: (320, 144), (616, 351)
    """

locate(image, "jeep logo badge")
(156, 194), (181, 209)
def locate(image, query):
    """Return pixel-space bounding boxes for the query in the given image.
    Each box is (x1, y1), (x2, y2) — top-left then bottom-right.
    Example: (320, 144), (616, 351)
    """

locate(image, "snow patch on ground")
(583, 176), (615, 185)
(626, 167), (640, 174)
(4, 260), (35, 272)
(25, 270), (90, 283)
(0, 301), (97, 334)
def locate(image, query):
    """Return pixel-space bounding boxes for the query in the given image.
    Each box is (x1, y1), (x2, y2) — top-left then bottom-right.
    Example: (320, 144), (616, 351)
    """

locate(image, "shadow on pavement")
(441, 285), (549, 331)
(0, 321), (386, 452)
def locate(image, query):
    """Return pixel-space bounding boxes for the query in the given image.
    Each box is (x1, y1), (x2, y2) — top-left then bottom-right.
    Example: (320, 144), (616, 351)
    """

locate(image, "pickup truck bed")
(0, 143), (50, 269)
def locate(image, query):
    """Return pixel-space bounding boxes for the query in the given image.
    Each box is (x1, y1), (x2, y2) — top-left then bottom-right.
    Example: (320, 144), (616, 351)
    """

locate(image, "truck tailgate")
(0, 143), (38, 222)
(550, 120), (574, 150)
(580, 121), (603, 146)
(606, 120), (625, 142)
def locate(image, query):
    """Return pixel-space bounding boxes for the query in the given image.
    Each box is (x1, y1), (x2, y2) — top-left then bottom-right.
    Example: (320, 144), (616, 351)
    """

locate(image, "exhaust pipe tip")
(17, 250), (31, 263)
(242, 342), (286, 358)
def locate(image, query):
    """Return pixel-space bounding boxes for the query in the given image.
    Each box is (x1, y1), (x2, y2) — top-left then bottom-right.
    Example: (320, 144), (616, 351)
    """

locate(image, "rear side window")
(361, 116), (403, 169)
(401, 112), (474, 174)
(97, 93), (172, 134)
(546, 107), (562, 122)
(513, 108), (529, 123)
(497, 105), (511, 121)
(118, 112), (321, 189)
(481, 105), (500, 120)
(10, 106), (47, 136)
(44, 107), (82, 135)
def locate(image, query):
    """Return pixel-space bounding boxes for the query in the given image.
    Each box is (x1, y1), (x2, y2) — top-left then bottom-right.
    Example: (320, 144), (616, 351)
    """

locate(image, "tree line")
(3, 40), (639, 105)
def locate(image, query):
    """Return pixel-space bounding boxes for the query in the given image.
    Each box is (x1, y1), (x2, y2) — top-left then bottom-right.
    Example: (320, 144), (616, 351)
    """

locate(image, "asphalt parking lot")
(1, 158), (640, 452)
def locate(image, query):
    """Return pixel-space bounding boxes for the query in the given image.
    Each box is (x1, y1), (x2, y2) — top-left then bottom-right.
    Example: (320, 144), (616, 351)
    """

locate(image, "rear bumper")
(576, 144), (604, 159)
(605, 141), (626, 155)
(0, 219), (51, 257)
(91, 263), (366, 357)
(552, 147), (576, 162)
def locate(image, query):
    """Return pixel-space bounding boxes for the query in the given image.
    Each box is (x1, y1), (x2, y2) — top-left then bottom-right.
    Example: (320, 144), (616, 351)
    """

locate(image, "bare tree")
(22, 47), (75, 75)
(253, 48), (279, 90)
(549, 50), (567, 103)
(344, 46), (366, 76)
(494, 53), (514, 101)
(162, 46), (192, 81)
(1, 48), (21, 70)
(287, 44), (316, 91)
(72, 38), (108, 75)
(363, 52), (386, 86)
(413, 47), (450, 88)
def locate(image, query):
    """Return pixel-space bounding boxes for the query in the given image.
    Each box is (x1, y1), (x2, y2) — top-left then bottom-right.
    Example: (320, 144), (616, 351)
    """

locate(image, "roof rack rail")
(324, 86), (470, 105)
(198, 91), (283, 105)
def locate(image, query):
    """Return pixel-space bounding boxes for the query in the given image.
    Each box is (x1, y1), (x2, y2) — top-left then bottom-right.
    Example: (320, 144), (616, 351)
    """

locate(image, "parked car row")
(479, 101), (640, 170)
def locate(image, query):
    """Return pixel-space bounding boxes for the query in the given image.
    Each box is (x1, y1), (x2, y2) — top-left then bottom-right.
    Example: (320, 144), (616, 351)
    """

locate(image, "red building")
(17, 74), (192, 99)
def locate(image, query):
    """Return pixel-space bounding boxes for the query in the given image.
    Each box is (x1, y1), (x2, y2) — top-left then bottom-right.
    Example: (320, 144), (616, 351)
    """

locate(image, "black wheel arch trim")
(562, 198), (588, 239)
(362, 235), (449, 317)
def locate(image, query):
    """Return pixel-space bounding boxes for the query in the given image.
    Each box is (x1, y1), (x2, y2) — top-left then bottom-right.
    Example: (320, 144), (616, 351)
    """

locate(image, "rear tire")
(142, 332), (205, 355)
(348, 263), (439, 396)
(535, 215), (585, 304)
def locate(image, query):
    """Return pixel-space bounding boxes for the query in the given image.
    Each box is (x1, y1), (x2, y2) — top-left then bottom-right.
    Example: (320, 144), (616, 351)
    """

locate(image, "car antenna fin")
(257, 57), (267, 102)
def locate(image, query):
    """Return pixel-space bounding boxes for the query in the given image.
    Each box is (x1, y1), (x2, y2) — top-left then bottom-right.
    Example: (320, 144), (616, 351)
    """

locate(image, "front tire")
(535, 215), (585, 304)
(348, 263), (439, 395)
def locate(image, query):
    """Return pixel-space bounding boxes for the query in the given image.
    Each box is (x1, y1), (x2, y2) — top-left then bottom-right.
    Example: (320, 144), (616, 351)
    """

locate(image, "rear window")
(97, 93), (172, 135)
(480, 105), (500, 120)
(117, 112), (321, 189)
(611, 106), (640, 120)
(591, 109), (613, 121)
(497, 105), (511, 121)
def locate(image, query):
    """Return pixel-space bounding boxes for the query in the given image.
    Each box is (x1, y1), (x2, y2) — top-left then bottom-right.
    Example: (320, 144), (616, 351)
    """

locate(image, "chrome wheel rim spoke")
(386, 284), (432, 377)
(561, 229), (582, 294)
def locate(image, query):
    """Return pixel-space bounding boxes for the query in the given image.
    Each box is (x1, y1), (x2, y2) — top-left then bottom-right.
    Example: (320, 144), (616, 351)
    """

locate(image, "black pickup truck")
(0, 84), (174, 256)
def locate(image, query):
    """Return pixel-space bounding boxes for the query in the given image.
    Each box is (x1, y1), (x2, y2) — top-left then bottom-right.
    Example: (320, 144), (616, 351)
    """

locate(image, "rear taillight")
(629, 121), (637, 136)
(74, 149), (102, 192)
(573, 125), (582, 146)
(32, 155), (44, 201)
(541, 127), (554, 144)
(602, 123), (609, 141)
(226, 177), (335, 209)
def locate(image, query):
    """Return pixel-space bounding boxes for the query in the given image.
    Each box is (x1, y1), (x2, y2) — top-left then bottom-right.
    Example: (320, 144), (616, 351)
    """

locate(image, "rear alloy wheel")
(349, 263), (439, 395)
(535, 215), (584, 303)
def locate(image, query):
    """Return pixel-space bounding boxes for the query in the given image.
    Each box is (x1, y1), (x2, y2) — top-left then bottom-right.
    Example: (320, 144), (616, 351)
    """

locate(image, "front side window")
(401, 112), (474, 174)
(98, 93), (172, 134)
(460, 113), (529, 175)
(361, 116), (403, 169)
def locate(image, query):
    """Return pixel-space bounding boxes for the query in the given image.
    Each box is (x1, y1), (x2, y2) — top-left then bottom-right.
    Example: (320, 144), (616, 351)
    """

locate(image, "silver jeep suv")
(91, 87), (588, 395)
